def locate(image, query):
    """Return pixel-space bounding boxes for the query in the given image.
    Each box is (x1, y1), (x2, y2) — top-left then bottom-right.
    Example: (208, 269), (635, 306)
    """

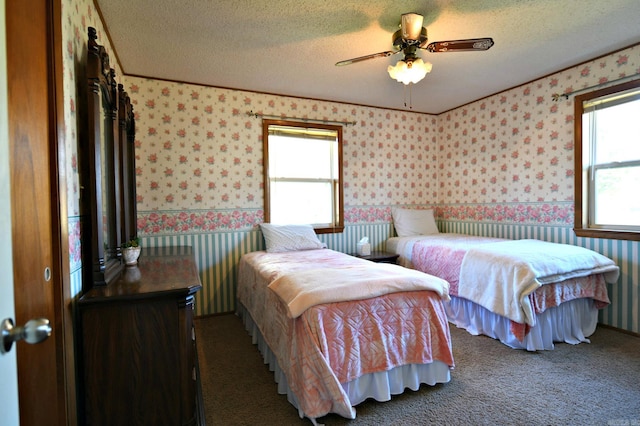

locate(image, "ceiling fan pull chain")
(403, 84), (414, 109)
(403, 84), (407, 108)
(409, 84), (413, 109)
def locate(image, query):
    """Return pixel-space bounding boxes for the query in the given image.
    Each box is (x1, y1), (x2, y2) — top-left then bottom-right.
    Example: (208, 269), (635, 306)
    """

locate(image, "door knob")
(1, 318), (52, 355)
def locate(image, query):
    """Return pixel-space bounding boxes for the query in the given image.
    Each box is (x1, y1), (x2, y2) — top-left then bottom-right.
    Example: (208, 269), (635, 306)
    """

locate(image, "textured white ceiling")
(97, 0), (640, 114)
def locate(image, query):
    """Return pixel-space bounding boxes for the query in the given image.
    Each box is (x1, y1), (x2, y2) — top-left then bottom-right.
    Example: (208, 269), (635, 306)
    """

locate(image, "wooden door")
(6, 0), (69, 424)
(0, 0), (20, 423)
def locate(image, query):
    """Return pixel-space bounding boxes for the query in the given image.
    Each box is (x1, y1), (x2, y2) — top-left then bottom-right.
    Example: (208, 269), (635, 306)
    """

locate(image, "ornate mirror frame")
(82, 27), (137, 289)
(118, 83), (137, 243)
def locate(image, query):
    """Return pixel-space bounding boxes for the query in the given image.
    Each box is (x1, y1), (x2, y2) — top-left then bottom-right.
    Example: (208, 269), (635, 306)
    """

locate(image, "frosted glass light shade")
(387, 58), (432, 85)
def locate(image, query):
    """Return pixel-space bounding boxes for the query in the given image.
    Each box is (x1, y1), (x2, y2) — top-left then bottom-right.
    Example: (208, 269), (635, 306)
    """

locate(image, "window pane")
(263, 119), (343, 232)
(575, 79), (640, 240)
(593, 100), (640, 164)
(270, 135), (336, 179)
(594, 166), (640, 226)
(270, 181), (334, 225)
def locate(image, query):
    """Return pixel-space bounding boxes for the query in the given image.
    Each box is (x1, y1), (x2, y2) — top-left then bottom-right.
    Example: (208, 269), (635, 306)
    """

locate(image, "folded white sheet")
(458, 239), (620, 326)
(268, 262), (450, 318)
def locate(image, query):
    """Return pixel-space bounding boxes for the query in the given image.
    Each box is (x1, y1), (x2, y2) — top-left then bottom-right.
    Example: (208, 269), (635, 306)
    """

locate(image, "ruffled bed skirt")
(237, 303), (451, 422)
(445, 297), (598, 351)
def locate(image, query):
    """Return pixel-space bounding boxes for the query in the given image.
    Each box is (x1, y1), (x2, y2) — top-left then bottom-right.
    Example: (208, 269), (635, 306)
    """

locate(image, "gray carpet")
(196, 314), (640, 425)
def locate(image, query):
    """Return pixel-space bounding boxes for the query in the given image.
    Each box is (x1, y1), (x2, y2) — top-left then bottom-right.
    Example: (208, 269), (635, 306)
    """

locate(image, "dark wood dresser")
(79, 246), (203, 425)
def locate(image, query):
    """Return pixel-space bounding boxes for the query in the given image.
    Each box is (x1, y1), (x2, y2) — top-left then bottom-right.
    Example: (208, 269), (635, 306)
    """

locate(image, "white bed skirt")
(236, 303), (451, 421)
(445, 297), (599, 351)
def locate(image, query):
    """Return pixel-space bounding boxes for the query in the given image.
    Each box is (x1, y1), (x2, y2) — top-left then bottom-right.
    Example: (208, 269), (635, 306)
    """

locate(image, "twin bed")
(387, 208), (620, 351)
(387, 233), (617, 350)
(236, 224), (454, 423)
(236, 217), (619, 422)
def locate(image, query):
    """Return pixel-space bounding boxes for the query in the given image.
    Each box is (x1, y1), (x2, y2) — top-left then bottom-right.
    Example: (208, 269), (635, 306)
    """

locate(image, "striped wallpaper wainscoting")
(140, 220), (638, 335)
(140, 222), (395, 317)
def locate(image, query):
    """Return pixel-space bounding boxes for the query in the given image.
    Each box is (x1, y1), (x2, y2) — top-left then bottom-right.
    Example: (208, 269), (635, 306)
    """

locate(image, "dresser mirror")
(82, 27), (136, 289)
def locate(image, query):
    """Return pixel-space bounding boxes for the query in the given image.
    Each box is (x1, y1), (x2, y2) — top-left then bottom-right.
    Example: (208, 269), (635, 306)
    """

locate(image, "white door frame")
(0, 1), (21, 424)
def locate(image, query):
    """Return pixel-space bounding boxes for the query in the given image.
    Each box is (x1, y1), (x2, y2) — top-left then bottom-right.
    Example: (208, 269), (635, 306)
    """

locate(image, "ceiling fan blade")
(335, 50), (400, 66)
(424, 38), (494, 53)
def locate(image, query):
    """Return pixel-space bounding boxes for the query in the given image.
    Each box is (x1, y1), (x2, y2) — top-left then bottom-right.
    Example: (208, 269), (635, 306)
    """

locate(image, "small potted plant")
(121, 237), (141, 266)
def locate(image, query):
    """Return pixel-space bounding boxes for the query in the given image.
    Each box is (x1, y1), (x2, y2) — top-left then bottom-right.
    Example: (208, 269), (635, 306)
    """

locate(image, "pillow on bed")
(392, 208), (439, 237)
(259, 223), (327, 253)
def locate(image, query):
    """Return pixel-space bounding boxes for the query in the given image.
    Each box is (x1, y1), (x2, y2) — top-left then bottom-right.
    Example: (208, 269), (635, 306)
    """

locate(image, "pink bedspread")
(409, 234), (504, 295)
(236, 249), (454, 420)
(408, 235), (611, 341)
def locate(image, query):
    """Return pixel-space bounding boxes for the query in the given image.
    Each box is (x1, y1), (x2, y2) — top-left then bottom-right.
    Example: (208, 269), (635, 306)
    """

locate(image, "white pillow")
(392, 208), (439, 237)
(259, 224), (327, 253)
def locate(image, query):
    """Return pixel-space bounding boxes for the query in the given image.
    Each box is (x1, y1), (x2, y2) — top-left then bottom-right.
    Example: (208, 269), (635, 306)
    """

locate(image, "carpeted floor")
(196, 313), (640, 425)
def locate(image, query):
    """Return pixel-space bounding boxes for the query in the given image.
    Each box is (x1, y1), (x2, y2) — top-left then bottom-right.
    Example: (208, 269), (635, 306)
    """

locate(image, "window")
(574, 79), (640, 241)
(263, 119), (344, 233)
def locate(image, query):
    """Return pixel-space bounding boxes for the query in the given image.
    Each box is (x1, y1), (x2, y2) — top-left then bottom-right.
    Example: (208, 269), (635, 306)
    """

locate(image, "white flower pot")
(122, 246), (141, 266)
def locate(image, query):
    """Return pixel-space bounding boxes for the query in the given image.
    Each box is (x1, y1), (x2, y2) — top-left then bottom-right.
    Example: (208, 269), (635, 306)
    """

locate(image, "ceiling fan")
(336, 13), (494, 85)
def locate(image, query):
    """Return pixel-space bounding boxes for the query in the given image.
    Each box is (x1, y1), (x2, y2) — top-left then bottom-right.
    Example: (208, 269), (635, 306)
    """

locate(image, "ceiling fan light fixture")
(387, 58), (432, 85)
(401, 13), (424, 41)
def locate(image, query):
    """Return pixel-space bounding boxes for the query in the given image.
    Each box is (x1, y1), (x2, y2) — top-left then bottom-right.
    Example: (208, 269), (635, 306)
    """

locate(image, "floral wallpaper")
(62, 0), (640, 241)
(126, 77), (439, 234)
(127, 43), (640, 234)
(438, 46), (640, 207)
